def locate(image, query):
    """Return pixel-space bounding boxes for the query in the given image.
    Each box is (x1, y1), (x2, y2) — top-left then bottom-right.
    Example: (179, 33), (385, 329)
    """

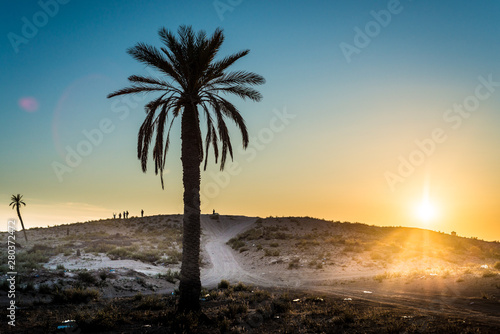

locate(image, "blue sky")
(1, 0), (500, 240)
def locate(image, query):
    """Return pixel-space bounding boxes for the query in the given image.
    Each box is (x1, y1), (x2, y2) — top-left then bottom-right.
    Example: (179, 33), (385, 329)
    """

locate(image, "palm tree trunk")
(177, 104), (202, 313)
(16, 207), (28, 242)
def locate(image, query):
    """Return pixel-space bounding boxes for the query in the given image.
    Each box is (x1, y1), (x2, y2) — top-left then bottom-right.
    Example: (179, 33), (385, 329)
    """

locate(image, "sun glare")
(414, 180), (439, 224)
(416, 199), (437, 223)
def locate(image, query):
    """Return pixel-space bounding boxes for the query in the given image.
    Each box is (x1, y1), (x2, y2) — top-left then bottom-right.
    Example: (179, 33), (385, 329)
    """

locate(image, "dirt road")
(201, 215), (272, 288)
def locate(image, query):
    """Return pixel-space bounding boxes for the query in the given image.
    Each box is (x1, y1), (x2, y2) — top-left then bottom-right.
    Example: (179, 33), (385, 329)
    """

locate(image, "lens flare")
(18, 97), (39, 112)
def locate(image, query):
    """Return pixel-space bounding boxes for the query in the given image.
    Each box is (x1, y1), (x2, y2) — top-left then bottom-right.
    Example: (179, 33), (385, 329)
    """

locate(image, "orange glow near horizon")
(414, 182), (438, 225)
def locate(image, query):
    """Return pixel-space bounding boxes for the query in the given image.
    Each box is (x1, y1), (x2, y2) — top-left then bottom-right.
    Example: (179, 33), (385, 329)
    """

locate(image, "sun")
(416, 199), (437, 223)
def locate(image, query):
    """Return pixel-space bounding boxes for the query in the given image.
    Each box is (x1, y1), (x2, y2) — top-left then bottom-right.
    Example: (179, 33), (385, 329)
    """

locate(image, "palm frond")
(108, 25), (264, 188)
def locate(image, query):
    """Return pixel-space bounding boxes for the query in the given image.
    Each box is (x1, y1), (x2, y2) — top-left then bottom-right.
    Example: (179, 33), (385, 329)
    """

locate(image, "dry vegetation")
(1, 280), (498, 333)
(229, 217), (500, 279)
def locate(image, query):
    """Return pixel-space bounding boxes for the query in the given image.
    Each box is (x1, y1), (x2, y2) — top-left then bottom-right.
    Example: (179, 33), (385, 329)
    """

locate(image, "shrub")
(52, 287), (99, 304)
(77, 270), (97, 285)
(218, 280), (230, 289)
(98, 270), (108, 281)
(86, 242), (114, 253)
(482, 270), (497, 278)
(136, 294), (165, 310)
(288, 258), (300, 269)
(233, 282), (251, 292)
(75, 304), (119, 331)
(38, 283), (53, 294)
(272, 299), (291, 314)
(251, 289), (271, 303)
(157, 269), (180, 283)
(224, 302), (248, 317)
(131, 250), (161, 263)
(107, 247), (131, 259)
(56, 264), (65, 270)
(164, 249), (182, 264)
(264, 249), (280, 256)
(227, 238), (245, 250)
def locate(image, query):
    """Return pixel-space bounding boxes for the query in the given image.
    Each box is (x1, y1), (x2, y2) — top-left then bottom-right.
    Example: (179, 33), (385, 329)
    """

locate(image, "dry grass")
(4, 284), (497, 333)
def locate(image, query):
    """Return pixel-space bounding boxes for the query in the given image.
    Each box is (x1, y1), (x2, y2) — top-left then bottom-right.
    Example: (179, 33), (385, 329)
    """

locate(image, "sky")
(1, 0), (499, 241)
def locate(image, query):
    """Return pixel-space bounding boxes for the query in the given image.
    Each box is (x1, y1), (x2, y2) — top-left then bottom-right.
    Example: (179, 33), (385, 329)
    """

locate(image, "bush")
(136, 294), (165, 310)
(131, 250), (161, 263)
(78, 270), (97, 285)
(218, 280), (230, 289)
(52, 287), (99, 304)
(157, 269), (180, 283)
(224, 302), (248, 317)
(98, 270), (108, 281)
(264, 249), (280, 256)
(86, 242), (114, 253)
(107, 247), (131, 259)
(233, 282), (252, 292)
(272, 299), (291, 314)
(75, 304), (119, 331)
(227, 238), (245, 250)
(482, 270), (497, 278)
(164, 249), (182, 264)
(38, 283), (53, 294)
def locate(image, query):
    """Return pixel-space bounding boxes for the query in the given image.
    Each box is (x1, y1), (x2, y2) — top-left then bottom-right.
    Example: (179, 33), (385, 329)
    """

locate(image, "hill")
(1, 215), (499, 332)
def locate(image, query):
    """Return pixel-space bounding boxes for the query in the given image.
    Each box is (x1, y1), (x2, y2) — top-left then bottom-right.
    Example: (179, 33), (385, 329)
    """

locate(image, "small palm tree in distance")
(10, 194), (28, 241)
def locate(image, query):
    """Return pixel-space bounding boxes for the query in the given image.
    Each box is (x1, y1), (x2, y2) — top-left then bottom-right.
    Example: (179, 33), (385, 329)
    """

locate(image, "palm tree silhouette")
(107, 25), (264, 312)
(9, 194), (28, 241)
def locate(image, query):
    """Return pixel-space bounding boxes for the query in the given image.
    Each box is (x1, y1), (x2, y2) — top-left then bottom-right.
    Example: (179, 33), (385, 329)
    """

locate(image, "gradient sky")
(1, 0), (499, 241)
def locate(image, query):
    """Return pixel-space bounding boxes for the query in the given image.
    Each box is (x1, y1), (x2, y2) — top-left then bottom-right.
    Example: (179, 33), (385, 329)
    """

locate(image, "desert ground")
(1, 215), (500, 333)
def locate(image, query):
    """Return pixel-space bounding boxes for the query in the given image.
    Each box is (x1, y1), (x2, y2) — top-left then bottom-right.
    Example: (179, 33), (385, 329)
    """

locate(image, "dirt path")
(201, 215), (272, 288)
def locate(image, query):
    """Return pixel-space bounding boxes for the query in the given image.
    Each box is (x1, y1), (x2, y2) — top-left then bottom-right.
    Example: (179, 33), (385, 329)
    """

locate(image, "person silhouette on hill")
(126, 210), (129, 218)
(119, 213), (121, 219)
(113, 213), (116, 219)
(141, 209), (144, 217)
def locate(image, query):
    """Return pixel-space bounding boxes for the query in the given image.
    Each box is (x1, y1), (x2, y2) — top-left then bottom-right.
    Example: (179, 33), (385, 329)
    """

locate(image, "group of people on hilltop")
(112, 209), (144, 219)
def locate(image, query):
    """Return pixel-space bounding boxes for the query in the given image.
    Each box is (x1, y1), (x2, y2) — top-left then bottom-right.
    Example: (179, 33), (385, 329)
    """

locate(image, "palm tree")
(10, 194), (28, 241)
(107, 25), (264, 312)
